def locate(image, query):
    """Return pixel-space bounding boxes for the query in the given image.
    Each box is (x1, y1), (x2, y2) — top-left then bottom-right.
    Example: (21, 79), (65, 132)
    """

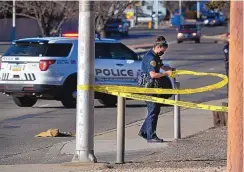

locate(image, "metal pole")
(197, 1), (200, 19)
(116, 96), (125, 164)
(11, 0), (16, 41)
(174, 81), (181, 139)
(179, 0), (182, 16)
(72, 0), (96, 163)
(154, 0), (159, 29)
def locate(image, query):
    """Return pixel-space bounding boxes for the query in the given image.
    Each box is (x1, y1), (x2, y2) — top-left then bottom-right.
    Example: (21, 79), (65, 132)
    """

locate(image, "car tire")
(106, 32), (111, 37)
(125, 31), (129, 36)
(195, 39), (200, 43)
(177, 40), (183, 43)
(12, 96), (37, 107)
(98, 95), (117, 107)
(61, 77), (77, 109)
(120, 32), (126, 37)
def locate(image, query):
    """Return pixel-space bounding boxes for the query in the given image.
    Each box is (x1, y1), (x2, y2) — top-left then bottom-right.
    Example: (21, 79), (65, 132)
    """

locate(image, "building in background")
(133, 1), (167, 25)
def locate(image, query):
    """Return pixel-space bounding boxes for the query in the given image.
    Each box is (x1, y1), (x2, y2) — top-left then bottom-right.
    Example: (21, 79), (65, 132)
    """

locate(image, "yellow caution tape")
(77, 70), (228, 112)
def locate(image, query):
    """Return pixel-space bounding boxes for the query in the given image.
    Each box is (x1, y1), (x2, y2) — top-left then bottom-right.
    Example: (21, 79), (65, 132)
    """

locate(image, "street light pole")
(227, 1), (243, 171)
(179, 0), (182, 16)
(197, 1), (200, 19)
(11, 0), (16, 41)
(154, 0), (159, 29)
(72, 0), (97, 163)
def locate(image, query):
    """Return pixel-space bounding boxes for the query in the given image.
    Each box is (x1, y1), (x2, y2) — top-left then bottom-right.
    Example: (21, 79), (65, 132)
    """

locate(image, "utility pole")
(11, 0), (16, 41)
(179, 0), (182, 16)
(153, 0), (159, 29)
(227, 1), (243, 171)
(72, 0), (97, 163)
(197, 1), (200, 19)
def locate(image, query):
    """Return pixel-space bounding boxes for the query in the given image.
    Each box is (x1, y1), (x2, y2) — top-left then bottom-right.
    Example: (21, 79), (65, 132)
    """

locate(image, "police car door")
(108, 43), (141, 86)
(95, 42), (117, 85)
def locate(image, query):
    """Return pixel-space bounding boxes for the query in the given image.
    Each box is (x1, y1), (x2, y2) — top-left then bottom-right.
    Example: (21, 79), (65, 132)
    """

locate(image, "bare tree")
(95, 1), (138, 37)
(163, 1), (197, 18)
(163, 1), (179, 18)
(0, 1), (137, 38)
(0, 1), (78, 36)
(206, 1), (230, 18)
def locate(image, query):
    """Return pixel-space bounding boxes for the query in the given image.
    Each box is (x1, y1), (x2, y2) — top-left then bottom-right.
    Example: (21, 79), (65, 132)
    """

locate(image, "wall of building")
(0, 18), (79, 41)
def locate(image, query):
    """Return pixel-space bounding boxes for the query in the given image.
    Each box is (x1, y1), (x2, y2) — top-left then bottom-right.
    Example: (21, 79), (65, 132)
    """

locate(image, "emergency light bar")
(62, 32), (101, 39)
(62, 33), (78, 37)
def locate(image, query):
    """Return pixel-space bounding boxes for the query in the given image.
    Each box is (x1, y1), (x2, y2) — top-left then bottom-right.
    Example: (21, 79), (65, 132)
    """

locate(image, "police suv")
(0, 34), (174, 108)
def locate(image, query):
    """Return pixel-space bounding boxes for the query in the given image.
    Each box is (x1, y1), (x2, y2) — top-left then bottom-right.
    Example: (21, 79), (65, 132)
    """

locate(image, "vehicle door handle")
(116, 64), (124, 66)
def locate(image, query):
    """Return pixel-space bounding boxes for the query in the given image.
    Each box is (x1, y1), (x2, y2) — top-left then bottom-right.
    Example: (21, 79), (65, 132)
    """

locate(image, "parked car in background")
(203, 12), (226, 26)
(176, 23), (202, 43)
(104, 18), (129, 37)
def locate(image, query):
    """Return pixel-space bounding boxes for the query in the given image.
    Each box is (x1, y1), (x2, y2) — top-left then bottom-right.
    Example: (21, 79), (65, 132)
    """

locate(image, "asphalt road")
(0, 26), (228, 165)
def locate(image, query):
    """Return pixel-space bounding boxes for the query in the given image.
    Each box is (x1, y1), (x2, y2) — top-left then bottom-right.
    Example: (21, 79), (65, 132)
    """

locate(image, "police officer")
(223, 33), (229, 77)
(223, 33), (229, 92)
(138, 36), (172, 143)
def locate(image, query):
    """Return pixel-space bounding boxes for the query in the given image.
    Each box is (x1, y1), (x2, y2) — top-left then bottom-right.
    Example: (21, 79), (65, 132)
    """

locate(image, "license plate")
(184, 34), (189, 38)
(12, 65), (21, 71)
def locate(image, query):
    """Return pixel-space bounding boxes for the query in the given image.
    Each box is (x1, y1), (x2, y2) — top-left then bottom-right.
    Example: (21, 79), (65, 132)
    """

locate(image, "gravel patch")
(107, 127), (227, 170)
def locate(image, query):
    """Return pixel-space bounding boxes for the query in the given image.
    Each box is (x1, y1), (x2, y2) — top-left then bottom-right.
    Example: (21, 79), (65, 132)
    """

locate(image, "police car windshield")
(4, 42), (72, 57)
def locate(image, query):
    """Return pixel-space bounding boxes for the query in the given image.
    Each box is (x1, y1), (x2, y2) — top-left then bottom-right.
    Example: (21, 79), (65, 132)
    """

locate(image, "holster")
(137, 71), (154, 88)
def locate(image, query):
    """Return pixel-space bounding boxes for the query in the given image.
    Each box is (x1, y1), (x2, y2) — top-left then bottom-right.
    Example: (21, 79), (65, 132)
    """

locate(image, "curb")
(0, 42), (11, 45)
(202, 35), (228, 43)
(129, 40), (177, 51)
(128, 43), (153, 49)
(131, 24), (173, 31)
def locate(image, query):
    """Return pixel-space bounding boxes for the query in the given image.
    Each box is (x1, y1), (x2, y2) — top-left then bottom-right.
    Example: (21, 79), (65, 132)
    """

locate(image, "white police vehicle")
(0, 33), (174, 108)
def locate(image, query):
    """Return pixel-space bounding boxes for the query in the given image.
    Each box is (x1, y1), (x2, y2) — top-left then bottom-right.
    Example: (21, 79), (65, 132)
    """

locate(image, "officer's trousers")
(140, 101), (161, 140)
(225, 63), (229, 92)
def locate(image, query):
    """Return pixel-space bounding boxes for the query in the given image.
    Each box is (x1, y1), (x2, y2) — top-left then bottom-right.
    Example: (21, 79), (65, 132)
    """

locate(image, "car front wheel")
(61, 77), (77, 109)
(195, 39), (200, 43)
(98, 95), (117, 107)
(12, 96), (38, 107)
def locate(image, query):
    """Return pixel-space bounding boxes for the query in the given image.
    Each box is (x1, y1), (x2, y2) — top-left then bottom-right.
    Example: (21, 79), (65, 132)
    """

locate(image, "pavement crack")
(57, 141), (69, 156)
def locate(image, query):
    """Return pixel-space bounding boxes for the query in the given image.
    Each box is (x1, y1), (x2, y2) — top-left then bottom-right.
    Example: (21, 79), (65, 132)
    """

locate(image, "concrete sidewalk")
(0, 98), (228, 172)
(48, 98), (227, 162)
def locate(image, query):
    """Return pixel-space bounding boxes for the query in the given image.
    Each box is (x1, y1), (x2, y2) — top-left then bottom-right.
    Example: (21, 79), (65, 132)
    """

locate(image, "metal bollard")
(174, 81), (181, 139)
(116, 96), (125, 163)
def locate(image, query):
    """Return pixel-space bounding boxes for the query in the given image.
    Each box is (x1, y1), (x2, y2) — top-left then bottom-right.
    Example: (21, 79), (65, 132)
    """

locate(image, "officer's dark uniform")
(223, 43), (229, 77)
(139, 49), (164, 140)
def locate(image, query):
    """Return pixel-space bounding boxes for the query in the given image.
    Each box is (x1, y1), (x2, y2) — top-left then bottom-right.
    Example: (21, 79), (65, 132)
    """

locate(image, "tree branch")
(15, 12), (37, 20)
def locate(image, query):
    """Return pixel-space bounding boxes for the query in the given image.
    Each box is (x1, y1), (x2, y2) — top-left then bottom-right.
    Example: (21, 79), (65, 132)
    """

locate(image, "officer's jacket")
(141, 49), (164, 79)
(223, 43), (229, 63)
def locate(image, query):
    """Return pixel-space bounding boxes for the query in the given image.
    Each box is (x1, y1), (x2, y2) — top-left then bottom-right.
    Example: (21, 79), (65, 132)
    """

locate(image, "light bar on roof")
(62, 32), (101, 39)
(62, 33), (78, 38)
